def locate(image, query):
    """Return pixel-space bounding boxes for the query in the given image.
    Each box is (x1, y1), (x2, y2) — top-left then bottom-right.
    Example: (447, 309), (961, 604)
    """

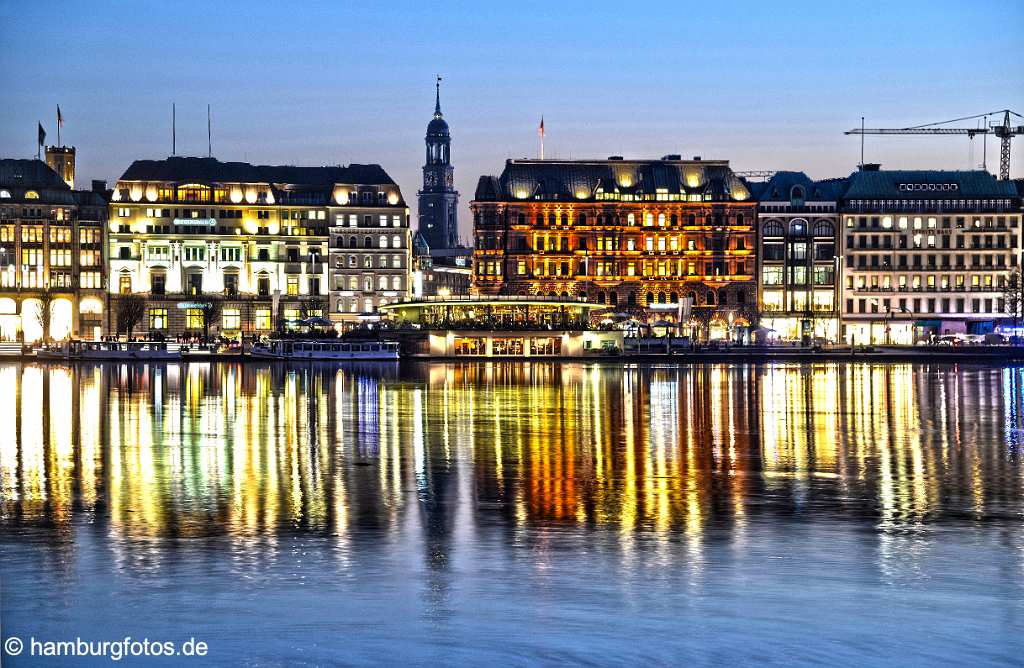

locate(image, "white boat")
(251, 339), (400, 361)
(39, 340), (184, 361)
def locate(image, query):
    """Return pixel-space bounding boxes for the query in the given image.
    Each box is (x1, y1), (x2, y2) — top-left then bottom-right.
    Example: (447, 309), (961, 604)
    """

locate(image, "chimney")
(92, 179), (107, 193)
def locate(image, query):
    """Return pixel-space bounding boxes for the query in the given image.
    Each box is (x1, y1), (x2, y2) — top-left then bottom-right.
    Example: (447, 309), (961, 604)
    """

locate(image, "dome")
(427, 115), (450, 137)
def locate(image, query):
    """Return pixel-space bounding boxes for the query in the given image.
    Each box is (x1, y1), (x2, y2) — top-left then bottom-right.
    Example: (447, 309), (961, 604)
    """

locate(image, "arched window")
(657, 292), (666, 304)
(363, 237), (372, 248)
(560, 213), (568, 226)
(561, 291), (569, 298)
(646, 291), (655, 305)
(578, 213), (587, 225)
(548, 213), (556, 226)
(535, 214), (543, 225)
(379, 276), (388, 290)
(706, 291), (716, 306)
(791, 185), (805, 202)
(790, 219), (808, 236)
(688, 291), (697, 305)
(670, 214), (678, 226)
(763, 221), (785, 237)
(813, 220), (835, 237)
(391, 234), (401, 248)
(597, 291), (606, 304)
(392, 276), (401, 290)
(627, 293), (636, 306)
(610, 291), (618, 306)
(670, 291), (679, 304)
(687, 214), (696, 225)
(349, 236), (357, 248)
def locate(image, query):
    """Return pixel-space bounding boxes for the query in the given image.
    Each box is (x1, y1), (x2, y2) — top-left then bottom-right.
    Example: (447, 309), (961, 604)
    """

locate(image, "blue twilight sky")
(1, 0), (1022, 240)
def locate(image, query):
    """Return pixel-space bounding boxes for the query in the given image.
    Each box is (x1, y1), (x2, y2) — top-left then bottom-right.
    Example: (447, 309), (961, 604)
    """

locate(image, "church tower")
(417, 77), (459, 251)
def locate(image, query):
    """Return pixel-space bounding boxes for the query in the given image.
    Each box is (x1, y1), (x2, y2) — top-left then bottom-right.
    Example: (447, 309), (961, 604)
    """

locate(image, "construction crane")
(846, 109), (1024, 180)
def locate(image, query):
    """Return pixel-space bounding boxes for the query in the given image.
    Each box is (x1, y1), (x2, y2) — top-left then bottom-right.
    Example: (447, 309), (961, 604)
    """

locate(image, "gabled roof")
(119, 156), (397, 186)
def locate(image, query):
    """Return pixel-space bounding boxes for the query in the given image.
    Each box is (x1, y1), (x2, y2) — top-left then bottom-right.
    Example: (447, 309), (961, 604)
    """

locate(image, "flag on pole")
(57, 105), (64, 127)
(538, 116), (545, 138)
(38, 123), (46, 146)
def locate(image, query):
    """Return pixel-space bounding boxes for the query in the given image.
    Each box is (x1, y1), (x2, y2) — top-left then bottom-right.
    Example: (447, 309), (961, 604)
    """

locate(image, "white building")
(840, 167), (1021, 344)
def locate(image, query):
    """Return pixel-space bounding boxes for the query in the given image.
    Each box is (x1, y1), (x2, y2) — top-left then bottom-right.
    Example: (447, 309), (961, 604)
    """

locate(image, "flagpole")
(207, 104), (212, 158)
(172, 103), (176, 156)
(57, 106), (60, 147)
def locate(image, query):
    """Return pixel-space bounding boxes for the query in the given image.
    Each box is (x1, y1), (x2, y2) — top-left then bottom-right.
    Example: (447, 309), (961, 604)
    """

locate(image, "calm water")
(1, 361), (1023, 666)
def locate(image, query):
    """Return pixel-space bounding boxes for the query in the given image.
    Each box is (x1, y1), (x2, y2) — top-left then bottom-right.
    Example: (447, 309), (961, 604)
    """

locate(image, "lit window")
(222, 308), (241, 330)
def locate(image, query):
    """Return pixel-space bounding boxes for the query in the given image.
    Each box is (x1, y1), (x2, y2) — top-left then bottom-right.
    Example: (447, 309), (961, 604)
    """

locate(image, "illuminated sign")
(897, 183), (959, 191)
(176, 302), (208, 309)
(173, 218), (217, 226)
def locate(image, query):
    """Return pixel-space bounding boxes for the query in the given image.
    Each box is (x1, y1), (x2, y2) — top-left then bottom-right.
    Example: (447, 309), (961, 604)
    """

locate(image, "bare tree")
(117, 295), (146, 339)
(1004, 268), (1024, 333)
(34, 287), (56, 344)
(200, 300), (221, 342)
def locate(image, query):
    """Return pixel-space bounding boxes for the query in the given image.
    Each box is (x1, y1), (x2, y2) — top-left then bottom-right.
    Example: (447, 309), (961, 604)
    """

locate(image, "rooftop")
(119, 156), (398, 187)
(474, 157), (751, 203)
(843, 169), (1018, 199)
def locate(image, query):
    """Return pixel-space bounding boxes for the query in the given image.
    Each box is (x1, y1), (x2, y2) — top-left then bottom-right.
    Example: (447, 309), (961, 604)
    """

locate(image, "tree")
(200, 300), (221, 342)
(117, 295), (146, 339)
(1004, 268), (1024, 333)
(34, 287), (56, 344)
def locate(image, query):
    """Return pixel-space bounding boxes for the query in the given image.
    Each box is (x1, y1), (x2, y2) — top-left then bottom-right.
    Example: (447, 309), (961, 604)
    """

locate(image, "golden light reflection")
(1, 362), (1022, 574)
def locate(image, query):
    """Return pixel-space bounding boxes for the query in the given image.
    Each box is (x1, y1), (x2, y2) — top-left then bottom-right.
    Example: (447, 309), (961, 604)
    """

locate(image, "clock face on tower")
(425, 172), (436, 187)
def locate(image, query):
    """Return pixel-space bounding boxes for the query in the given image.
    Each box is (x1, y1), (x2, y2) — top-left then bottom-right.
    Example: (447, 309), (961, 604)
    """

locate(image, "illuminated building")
(0, 159), (107, 342)
(378, 296), (621, 357)
(45, 145), (76, 189)
(471, 156), (756, 340)
(417, 78), (460, 251)
(751, 172), (846, 343)
(107, 156), (409, 336)
(839, 166), (1022, 344)
(411, 232), (472, 298)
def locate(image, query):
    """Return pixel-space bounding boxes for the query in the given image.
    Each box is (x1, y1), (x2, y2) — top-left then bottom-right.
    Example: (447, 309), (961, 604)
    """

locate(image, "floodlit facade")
(0, 158), (107, 342)
(107, 156), (408, 337)
(471, 156), (757, 340)
(752, 172), (846, 343)
(839, 167), (1022, 344)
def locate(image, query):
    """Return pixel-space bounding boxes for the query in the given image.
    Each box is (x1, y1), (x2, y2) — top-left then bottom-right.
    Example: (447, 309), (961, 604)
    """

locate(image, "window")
(391, 235), (401, 248)
(119, 274), (132, 294)
(392, 276), (401, 290)
(762, 266), (784, 285)
(254, 309), (271, 330)
(151, 274), (166, 295)
(220, 246), (242, 262)
(185, 308), (204, 330)
(222, 308), (241, 330)
(187, 273), (203, 295)
(813, 221), (834, 237)
(149, 308), (168, 330)
(287, 276), (299, 296)
(763, 221), (784, 237)
(183, 246), (205, 262)
(224, 273), (238, 296)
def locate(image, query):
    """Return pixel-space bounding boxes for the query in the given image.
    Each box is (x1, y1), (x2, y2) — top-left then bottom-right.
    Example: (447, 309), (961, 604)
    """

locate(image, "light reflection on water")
(1, 362), (1023, 665)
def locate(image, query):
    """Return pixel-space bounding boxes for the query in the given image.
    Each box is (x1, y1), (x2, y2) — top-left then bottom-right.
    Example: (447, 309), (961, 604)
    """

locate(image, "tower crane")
(846, 109), (1023, 180)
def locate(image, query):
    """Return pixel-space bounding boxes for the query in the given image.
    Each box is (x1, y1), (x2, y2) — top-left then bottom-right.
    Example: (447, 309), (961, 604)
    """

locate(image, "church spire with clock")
(417, 76), (459, 251)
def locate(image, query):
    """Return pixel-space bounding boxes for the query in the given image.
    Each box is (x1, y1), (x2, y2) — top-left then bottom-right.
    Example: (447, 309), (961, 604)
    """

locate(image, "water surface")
(1, 362), (1022, 665)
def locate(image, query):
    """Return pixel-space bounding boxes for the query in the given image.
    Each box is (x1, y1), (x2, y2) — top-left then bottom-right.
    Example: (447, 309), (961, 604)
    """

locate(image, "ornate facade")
(752, 172), (845, 343)
(0, 159), (106, 342)
(107, 156), (408, 337)
(471, 157), (756, 338)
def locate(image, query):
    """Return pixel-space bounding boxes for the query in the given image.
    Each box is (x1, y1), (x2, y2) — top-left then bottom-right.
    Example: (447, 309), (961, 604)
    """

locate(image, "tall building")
(752, 172), (846, 342)
(471, 156), (757, 340)
(107, 156), (408, 338)
(0, 159), (107, 341)
(839, 166), (1022, 344)
(417, 79), (459, 250)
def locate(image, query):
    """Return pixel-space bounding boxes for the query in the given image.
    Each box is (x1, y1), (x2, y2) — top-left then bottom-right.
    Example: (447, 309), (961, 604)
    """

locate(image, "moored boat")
(251, 339), (400, 361)
(39, 340), (184, 361)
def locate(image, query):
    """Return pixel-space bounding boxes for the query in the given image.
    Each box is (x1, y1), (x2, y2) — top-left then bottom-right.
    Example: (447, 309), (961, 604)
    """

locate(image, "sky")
(2, 0), (1022, 241)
